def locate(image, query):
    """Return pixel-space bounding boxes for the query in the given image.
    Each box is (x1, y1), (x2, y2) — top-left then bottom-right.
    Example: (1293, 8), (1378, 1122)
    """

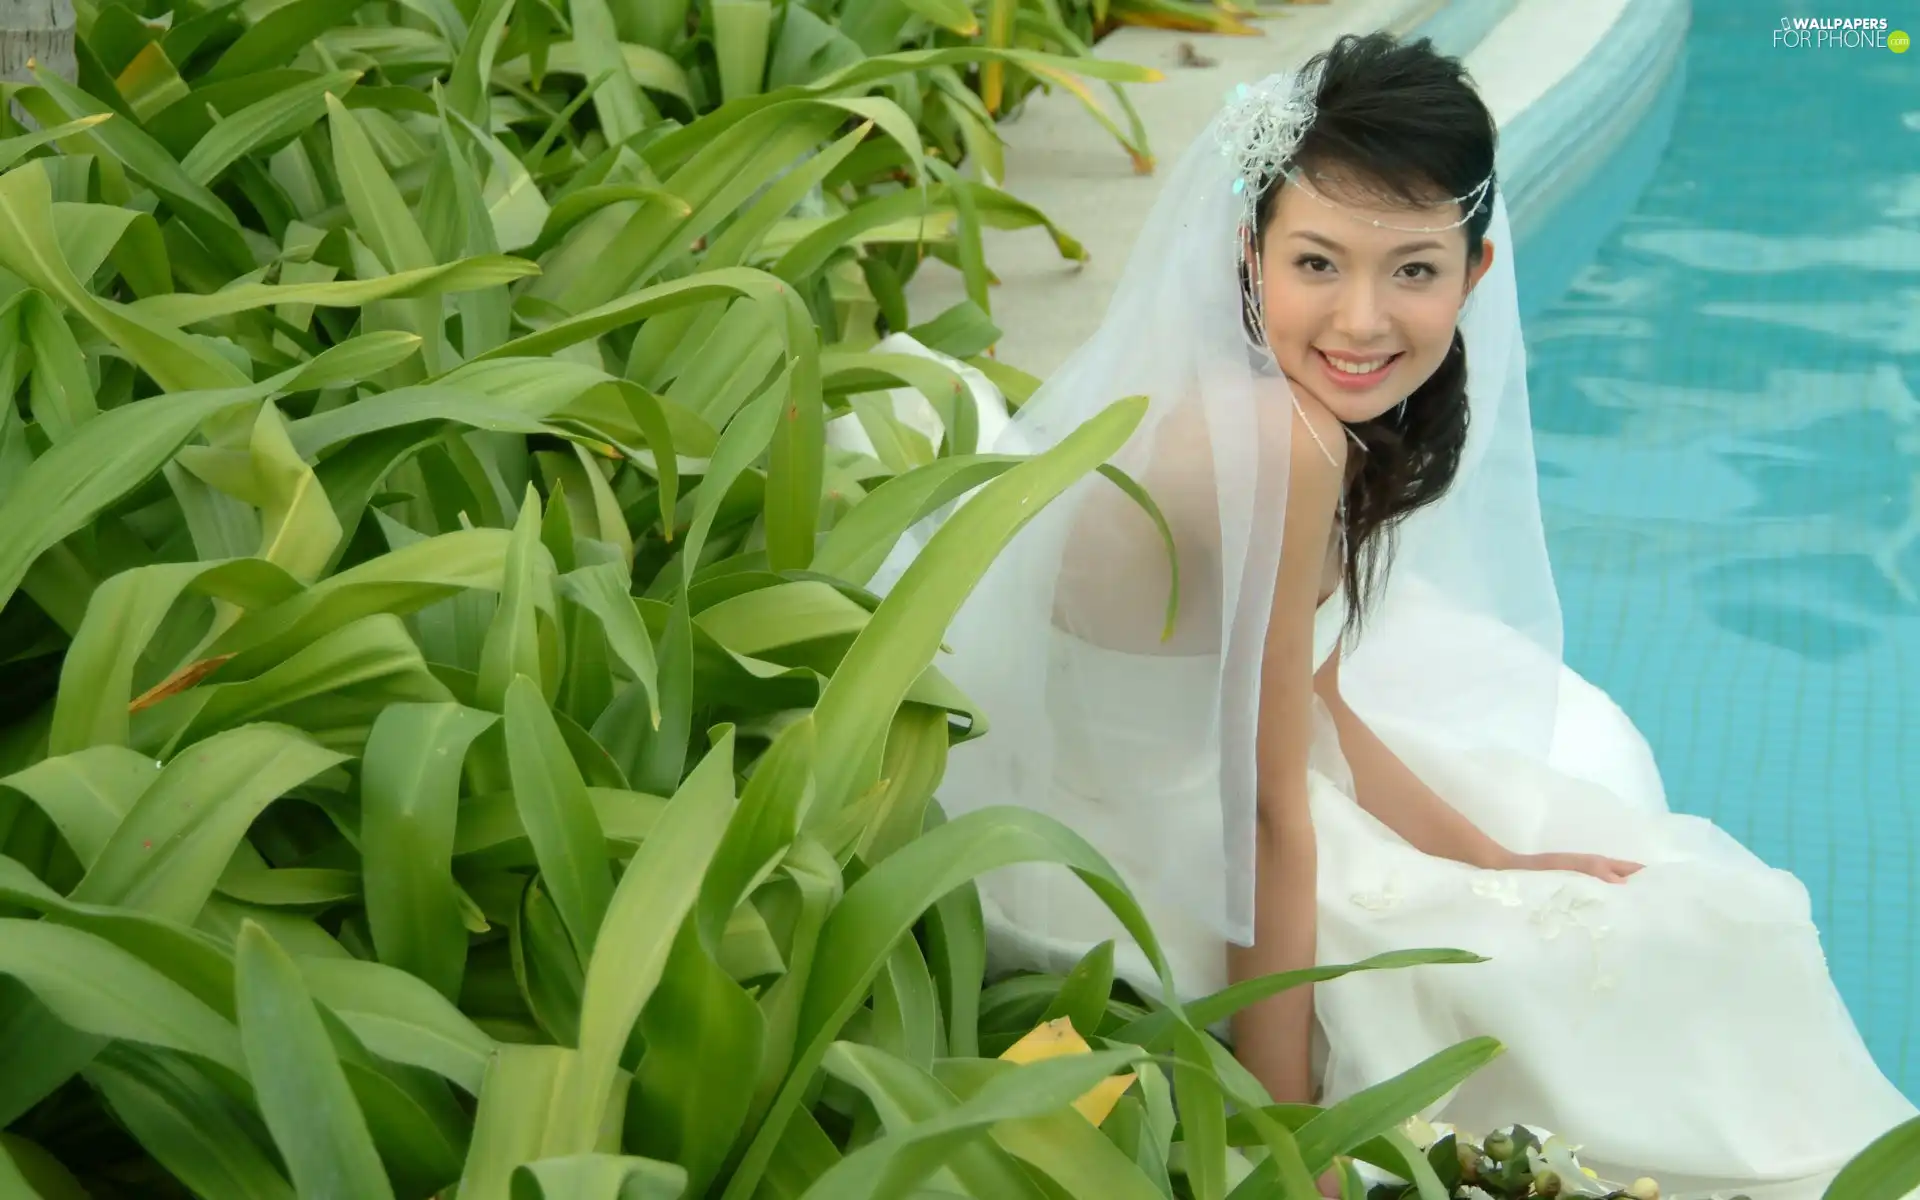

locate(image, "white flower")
(1531, 886), (1607, 941)
(1527, 1135), (1616, 1198)
(1397, 1113), (1443, 1152)
(1351, 880), (1404, 911)
(1471, 876), (1526, 907)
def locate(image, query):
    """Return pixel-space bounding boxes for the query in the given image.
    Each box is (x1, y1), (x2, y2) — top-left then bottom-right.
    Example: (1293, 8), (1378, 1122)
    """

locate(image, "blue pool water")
(1522, 2), (1919, 1096)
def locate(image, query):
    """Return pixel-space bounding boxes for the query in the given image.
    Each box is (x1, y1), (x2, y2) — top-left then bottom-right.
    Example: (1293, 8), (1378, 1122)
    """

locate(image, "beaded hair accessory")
(1215, 65), (1495, 239)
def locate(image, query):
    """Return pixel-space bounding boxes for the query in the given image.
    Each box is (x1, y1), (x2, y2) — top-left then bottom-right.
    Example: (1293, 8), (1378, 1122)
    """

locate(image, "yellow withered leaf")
(998, 1017), (1137, 1128)
(999, 1016), (1090, 1064)
(1072, 1072), (1138, 1127)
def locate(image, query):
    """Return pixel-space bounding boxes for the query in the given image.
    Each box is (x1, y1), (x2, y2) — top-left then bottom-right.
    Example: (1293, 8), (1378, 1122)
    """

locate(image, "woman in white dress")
(872, 31), (1916, 1199)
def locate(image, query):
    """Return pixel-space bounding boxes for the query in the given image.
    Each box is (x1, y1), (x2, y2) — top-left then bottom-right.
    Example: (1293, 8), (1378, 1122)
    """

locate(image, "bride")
(868, 29), (1917, 1200)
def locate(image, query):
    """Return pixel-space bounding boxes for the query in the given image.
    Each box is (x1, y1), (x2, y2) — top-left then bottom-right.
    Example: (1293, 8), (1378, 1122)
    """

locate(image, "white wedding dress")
(974, 585), (1919, 1200)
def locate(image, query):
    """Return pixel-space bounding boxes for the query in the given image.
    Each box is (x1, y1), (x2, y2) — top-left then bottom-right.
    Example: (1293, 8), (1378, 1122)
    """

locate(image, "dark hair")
(1253, 32), (1498, 635)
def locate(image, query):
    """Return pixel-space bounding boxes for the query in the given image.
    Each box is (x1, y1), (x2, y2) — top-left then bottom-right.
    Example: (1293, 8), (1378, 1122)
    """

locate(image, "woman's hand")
(1508, 852), (1644, 884)
(1319, 1164), (1347, 1199)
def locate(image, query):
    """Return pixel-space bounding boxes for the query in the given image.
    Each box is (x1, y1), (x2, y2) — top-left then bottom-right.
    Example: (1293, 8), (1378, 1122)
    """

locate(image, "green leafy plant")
(0, 4), (1503, 1197)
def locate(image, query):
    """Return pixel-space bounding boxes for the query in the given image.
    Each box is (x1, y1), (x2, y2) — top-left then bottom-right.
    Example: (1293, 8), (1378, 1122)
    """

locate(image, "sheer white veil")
(871, 64), (1562, 992)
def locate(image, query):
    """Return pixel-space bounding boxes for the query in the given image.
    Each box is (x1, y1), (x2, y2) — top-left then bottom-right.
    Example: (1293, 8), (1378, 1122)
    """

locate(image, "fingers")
(1564, 857), (1635, 883)
(1595, 858), (1644, 884)
(1512, 853), (1646, 882)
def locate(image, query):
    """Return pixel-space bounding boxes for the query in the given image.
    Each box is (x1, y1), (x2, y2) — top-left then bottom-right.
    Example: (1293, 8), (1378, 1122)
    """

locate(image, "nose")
(1331, 277), (1391, 345)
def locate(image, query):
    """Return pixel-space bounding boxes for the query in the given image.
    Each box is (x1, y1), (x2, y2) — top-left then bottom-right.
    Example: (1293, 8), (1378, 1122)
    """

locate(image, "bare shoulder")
(1253, 381), (1347, 627)
(1263, 382), (1348, 510)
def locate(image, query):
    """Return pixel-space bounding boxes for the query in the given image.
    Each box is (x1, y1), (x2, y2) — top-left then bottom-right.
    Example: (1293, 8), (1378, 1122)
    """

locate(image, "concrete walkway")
(904, 0), (1448, 377)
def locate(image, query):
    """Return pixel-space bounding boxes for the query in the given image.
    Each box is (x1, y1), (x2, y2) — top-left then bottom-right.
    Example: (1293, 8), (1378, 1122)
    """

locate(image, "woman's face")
(1256, 172), (1496, 424)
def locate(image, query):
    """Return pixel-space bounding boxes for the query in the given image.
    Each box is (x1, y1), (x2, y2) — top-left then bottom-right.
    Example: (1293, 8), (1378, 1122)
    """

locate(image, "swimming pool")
(1521, 0), (1918, 1097)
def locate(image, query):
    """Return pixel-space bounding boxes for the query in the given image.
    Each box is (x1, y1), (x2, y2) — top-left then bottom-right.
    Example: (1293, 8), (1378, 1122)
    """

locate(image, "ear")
(1464, 237), (1497, 295)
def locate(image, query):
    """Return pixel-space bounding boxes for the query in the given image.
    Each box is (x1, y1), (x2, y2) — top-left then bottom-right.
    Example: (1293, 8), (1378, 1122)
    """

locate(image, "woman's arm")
(1228, 397), (1348, 1106)
(1313, 648), (1505, 864)
(1313, 648), (1514, 869)
(1314, 647), (1647, 883)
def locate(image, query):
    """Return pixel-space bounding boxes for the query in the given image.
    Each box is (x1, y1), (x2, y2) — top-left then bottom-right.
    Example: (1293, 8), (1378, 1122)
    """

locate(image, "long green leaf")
(0, 985), (104, 1130)
(206, 401), (343, 586)
(131, 256), (539, 328)
(713, 0), (775, 102)
(16, 290), (94, 441)
(504, 674), (613, 961)
(1112, 950), (1489, 1052)
(478, 488), (555, 708)
(0, 333), (425, 613)
(481, 268), (800, 364)
(1294, 1039), (1504, 1171)
(725, 804), (1180, 1200)
(297, 956), (496, 1096)
(362, 702), (499, 1000)
(87, 1045), (296, 1200)
(828, 1043), (1047, 1199)
(500, 42), (691, 104)
(1825, 1116), (1920, 1200)
(0, 113), (112, 172)
(26, 67), (255, 272)
(448, 0), (515, 127)
(456, 1044), (632, 1200)
(453, 786), (663, 868)
(203, 0), (359, 82)
(934, 1059), (1165, 1200)
(568, 0), (656, 143)
(0, 1132), (89, 1200)
(0, 857), (237, 1020)
(630, 717), (814, 1190)
(511, 1154), (688, 1200)
(49, 559), (302, 756)
(180, 69), (364, 186)
(550, 728), (740, 1155)
(800, 1042), (1147, 1199)
(234, 922), (397, 1200)
(160, 614), (448, 749)
(1172, 1023), (1229, 1200)
(558, 564), (660, 731)
(645, 47), (1154, 181)
(1, 748), (164, 870)
(72, 725), (345, 923)
(211, 527), (511, 676)
(0, 919), (243, 1078)
(811, 454), (1020, 583)
(628, 918), (766, 1195)
(286, 383), (580, 460)
(326, 91), (444, 372)
(809, 395), (1147, 816)
(325, 92), (437, 277)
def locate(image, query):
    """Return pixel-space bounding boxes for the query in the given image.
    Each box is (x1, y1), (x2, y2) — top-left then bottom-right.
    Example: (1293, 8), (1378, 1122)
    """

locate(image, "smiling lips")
(1315, 347), (1402, 389)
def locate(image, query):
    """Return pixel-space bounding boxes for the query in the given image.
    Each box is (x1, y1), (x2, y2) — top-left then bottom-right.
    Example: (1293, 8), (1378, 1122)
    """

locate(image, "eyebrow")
(1290, 230), (1447, 256)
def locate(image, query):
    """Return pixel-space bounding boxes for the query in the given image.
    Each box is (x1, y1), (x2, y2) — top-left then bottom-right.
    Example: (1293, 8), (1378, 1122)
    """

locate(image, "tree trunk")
(0, 0), (77, 126)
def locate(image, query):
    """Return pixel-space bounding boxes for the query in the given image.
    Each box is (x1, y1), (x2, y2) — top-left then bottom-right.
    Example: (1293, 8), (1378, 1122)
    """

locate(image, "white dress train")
(974, 590), (1919, 1200)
